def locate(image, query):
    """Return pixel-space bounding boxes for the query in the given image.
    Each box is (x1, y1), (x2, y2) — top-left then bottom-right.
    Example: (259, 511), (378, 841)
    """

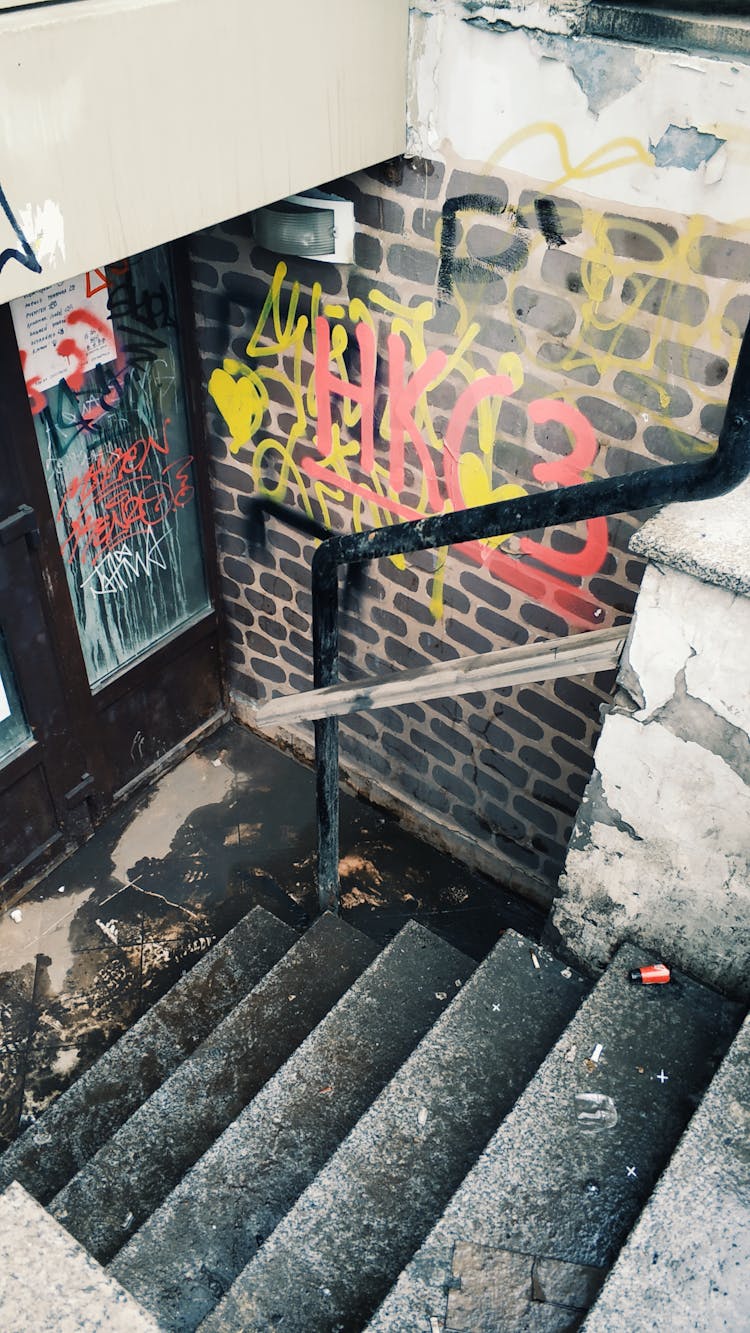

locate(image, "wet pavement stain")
(0, 721), (545, 1150)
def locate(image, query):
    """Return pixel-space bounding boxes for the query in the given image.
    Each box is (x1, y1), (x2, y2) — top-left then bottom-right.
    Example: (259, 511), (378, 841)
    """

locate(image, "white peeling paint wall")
(408, 5), (750, 224)
(548, 487), (750, 998)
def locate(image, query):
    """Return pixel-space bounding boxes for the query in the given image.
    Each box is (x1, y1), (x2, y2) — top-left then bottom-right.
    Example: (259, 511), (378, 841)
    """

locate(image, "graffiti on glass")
(56, 419), (194, 573)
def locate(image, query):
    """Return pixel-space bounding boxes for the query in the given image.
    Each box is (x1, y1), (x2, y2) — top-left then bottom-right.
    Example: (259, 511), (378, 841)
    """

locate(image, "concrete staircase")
(0, 904), (745, 1332)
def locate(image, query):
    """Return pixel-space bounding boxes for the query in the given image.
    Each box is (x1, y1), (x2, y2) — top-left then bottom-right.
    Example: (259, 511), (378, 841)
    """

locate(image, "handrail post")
(311, 545), (341, 912)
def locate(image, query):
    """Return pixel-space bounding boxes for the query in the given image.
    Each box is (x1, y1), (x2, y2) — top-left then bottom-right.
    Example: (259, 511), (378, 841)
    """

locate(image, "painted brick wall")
(188, 151), (749, 905)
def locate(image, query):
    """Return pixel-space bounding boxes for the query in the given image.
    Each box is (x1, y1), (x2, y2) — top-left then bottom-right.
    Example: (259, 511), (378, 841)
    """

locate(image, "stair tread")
(198, 929), (589, 1333)
(366, 942), (742, 1333)
(109, 920), (476, 1332)
(0, 905), (296, 1204)
(582, 1008), (750, 1332)
(0, 1182), (159, 1333)
(49, 913), (378, 1265)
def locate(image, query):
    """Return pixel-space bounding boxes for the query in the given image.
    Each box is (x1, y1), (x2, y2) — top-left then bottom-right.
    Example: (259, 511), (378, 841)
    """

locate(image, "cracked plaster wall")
(549, 563), (750, 998)
(409, 6), (750, 223)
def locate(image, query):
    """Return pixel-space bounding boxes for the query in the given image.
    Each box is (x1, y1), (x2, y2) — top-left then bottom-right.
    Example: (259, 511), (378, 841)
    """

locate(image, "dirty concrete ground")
(0, 720), (544, 1151)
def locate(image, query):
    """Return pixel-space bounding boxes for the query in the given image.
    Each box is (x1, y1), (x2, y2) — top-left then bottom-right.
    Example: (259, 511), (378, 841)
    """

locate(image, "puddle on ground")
(110, 752), (234, 885)
(0, 884), (97, 993)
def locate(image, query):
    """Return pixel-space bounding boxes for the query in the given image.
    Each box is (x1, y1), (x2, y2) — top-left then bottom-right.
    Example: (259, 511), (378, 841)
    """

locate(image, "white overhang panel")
(0, 0), (409, 303)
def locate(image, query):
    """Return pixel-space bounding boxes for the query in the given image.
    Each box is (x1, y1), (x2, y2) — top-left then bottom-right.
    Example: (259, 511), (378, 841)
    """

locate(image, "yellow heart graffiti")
(208, 367), (267, 453)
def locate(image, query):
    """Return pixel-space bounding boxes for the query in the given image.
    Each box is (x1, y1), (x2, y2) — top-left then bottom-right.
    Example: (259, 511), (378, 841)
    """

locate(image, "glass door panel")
(11, 246), (209, 686)
(0, 628), (32, 765)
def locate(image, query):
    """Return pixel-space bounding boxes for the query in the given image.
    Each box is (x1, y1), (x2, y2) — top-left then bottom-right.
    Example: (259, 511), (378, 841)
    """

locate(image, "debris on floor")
(629, 962), (671, 985)
(0, 721), (545, 1149)
(575, 1092), (618, 1132)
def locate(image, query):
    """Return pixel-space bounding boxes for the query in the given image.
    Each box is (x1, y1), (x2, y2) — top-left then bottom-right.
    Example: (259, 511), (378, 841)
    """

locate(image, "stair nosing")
(365, 941), (741, 1332)
(197, 928), (588, 1333)
(0, 904), (298, 1203)
(48, 912), (378, 1264)
(109, 920), (477, 1331)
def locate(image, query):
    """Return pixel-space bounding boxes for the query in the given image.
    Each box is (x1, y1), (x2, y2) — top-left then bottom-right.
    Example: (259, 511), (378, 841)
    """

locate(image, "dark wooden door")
(0, 440), (93, 886)
(0, 242), (224, 899)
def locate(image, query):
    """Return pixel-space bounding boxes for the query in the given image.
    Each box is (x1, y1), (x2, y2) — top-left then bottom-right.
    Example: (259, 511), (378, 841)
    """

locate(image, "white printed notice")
(0, 671), (10, 724)
(10, 271), (116, 393)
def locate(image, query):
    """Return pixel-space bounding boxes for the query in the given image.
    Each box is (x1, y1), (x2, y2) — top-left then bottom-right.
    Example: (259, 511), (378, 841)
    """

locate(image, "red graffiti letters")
(57, 420), (195, 568)
(314, 316), (377, 468)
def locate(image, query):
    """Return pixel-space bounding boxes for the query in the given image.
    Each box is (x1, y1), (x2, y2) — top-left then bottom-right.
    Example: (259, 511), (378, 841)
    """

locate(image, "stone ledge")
(630, 475), (750, 599)
(586, 5), (750, 61)
(0, 1182), (159, 1332)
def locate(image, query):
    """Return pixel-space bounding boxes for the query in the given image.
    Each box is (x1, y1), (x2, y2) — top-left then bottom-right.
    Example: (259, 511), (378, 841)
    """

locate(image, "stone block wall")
(548, 480), (750, 998)
(187, 150), (749, 905)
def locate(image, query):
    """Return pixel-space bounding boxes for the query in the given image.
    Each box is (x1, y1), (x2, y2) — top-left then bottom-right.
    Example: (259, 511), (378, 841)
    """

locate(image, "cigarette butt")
(530, 950), (541, 970)
(591, 1043), (603, 1064)
(629, 963), (670, 985)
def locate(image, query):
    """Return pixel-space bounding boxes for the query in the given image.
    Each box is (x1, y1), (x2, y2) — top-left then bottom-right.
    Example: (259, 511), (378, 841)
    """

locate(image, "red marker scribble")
(57, 418), (195, 568)
(85, 260), (130, 299)
(85, 269), (109, 299)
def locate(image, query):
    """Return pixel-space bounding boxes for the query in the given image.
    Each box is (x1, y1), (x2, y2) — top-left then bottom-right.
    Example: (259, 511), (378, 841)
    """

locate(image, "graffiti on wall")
(0, 181), (42, 278)
(210, 265), (607, 625)
(207, 123), (743, 623)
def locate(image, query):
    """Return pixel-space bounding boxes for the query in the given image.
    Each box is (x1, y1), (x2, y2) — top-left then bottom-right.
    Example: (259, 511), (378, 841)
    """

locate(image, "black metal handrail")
(243, 495), (332, 546)
(306, 323), (750, 910)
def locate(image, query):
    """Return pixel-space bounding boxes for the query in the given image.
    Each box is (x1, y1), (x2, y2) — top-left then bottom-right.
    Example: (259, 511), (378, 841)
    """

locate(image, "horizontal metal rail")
(255, 625), (626, 726)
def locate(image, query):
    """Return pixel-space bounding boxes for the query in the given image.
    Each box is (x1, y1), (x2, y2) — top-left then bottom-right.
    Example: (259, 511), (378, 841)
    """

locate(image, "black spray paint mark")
(438, 193), (528, 301)
(534, 198), (566, 248)
(0, 183), (42, 278)
(515, 195), (567, 248)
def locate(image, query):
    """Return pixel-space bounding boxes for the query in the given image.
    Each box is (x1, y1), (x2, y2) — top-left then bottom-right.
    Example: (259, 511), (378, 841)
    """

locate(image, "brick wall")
(188, 151), (749, 905)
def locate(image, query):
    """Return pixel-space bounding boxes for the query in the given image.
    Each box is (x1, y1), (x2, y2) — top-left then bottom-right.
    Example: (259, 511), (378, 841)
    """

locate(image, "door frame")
(0, 238), (228, 898)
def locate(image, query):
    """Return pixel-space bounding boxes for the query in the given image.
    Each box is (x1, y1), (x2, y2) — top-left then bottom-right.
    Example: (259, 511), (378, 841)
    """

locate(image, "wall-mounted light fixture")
(252, 190), (355, 264)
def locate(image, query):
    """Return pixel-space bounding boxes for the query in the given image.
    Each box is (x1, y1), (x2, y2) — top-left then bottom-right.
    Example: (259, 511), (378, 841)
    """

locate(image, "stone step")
(365, 943), (743, 1333)
(0, 1183), (159, 1333)
(582, 1009), (750, 1332)
(49, 913), (377, 1265)
(0, 904), (296, 1205)
(198, 929), (589, 1333)
(110, 920), (476, 1332)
